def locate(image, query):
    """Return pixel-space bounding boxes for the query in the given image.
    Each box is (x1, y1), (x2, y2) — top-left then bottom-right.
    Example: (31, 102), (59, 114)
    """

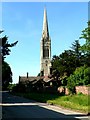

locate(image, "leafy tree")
(37, 73), (40, 76)
(70, 40), (81, 58)
(51, 55), (60, 71)
(2, 61), (12, 90)
(67, 74), (76, 94)
(51, 50), (77, 86)
(70, 40), (85, 67)
(51, 44), (85, 87)
(67, 65), (90, 94)
(52, 50), (78, 77)
(59, 50), (77, 75)
(0, 31), (18, 61)
(7, 83), (16, 91)
(80, 21), (90, 53)
(0, 31), (18, 90)
(79, 21), (90, 66)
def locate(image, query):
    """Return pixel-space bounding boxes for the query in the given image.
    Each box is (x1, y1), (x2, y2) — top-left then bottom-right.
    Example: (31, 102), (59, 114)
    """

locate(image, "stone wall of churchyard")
(57, 86), (90, 95)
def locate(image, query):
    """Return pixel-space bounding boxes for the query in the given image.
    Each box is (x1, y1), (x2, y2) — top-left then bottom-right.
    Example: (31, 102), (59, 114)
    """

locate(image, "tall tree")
(79, 21), (90, 53)
(70, 40), (81, 58)
(0, 35), (18, 61)
(70, 40), (85, 67)
(0, 31), (18, 90)
(79, 21), (90, 66)
(2, 61), (12, 90)
(52, 50), (77, 81)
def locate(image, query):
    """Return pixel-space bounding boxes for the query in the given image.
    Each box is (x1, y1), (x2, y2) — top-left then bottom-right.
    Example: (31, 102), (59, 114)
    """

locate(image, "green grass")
(13, 92), (89, 113)
(47, 94), (88, 113)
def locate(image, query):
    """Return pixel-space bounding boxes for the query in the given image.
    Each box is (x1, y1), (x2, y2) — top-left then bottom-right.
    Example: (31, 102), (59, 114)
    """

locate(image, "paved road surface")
(0, 91), (89, 120)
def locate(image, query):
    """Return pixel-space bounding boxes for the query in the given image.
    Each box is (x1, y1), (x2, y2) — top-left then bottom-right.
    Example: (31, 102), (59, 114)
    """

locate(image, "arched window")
(43, 47), (49, 58)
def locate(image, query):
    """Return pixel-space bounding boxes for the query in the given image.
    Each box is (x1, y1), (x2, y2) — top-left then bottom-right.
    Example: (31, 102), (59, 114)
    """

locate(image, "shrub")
(67, 75), (76, 94)
(7, 84), (16, 91)
(67, 65), (90, 94)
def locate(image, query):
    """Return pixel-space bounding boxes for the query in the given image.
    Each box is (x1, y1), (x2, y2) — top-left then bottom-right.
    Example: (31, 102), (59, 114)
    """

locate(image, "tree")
(51, 50), (77, 86)
(51, 45), (85, 87)
(2, 61), (12, 90)
(70, 40), (85, 67)
(0, 31), (18, 90)
(70, 40), (81, 58)
(59, 50), (78, 76)
(79, 21), (90, 53)
(79, 21), (90, 66)
(67, 65), (90, 94)
(0, 31), (18, 61)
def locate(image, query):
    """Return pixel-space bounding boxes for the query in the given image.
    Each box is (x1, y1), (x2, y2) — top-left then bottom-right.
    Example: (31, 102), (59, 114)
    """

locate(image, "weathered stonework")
(57, 86), (90, 95)
(40, 8), (51, 79)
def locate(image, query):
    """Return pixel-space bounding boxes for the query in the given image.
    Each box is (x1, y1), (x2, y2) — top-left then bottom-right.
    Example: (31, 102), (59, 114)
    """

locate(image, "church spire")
(40, 7), (51, 78)
(42, 7), (49, 38)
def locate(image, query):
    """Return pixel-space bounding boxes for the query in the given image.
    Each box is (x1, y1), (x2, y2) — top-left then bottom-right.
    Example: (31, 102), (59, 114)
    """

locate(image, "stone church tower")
(40, 8), (51, 79)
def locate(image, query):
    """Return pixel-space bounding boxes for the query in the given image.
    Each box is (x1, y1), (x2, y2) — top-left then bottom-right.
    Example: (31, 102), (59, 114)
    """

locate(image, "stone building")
(40, 7), (52, 79)
(19, 8), (52, 84)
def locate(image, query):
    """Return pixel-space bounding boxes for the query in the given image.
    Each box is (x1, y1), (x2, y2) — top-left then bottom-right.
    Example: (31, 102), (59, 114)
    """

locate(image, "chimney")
(19, 76), (21, 83)
(27, 72), (28, 78)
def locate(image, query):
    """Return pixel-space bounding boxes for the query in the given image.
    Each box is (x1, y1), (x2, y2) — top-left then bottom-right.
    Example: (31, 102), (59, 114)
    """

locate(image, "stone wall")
(57, 86), (90, 95)
(75, 86), (89, 95)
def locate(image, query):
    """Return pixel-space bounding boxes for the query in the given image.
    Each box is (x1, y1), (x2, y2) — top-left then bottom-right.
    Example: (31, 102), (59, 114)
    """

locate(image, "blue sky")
(2, 2), (88, 83)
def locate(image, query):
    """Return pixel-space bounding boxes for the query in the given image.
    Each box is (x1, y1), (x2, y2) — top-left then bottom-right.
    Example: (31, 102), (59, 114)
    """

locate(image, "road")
(0, 91), (89, 120)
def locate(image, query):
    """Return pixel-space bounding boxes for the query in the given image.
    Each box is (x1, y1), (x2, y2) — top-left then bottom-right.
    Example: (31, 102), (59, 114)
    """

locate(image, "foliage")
(67, 75), (76, 94)
(37, 73), (40, 76)
(79, 21), (90, 53)
(2, 61), (12, 90)
(52, 69), (60, 80)
(0, 31), (18, 89)
(7, 83), (16, 91)
(40, 70), (44, 76)
(0, 31), (18, 61)
(67, 66), (90, 94)
(51, 47), (85, 86)
(84, 67), (90, 85)
(51, 21), (90, 89)
(13, 92), (88, 113)
(70, 40), (81, 58)
(0, 31), (18, 90)
(52, 50), (75, 78)
(74, 66), (90, 85)
(79, 21), (90, 66)
(12, 83), (27, 93)
(67, 21), (90, 94)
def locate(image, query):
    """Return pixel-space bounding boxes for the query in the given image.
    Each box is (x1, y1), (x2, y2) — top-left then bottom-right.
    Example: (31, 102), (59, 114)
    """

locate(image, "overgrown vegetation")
(51, 21), (90, 94)
(67, 65), (90, 94)
(13, 92), (88, 113)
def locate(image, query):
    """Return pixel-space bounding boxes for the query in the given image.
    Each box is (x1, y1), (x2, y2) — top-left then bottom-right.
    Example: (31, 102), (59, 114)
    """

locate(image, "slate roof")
(19, 76), (54, 84)
(19, 76), (44, 83)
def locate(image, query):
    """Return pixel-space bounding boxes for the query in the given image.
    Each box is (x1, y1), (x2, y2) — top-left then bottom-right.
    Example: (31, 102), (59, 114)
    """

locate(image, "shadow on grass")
(2, 91), (88, 113)
(12, 91), (65, 103)
(2, 91), (88, 120)
(2, 91), (64, 105)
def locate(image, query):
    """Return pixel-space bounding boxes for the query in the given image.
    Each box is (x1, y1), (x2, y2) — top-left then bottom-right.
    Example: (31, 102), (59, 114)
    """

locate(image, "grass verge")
(12, 92), (88, 113)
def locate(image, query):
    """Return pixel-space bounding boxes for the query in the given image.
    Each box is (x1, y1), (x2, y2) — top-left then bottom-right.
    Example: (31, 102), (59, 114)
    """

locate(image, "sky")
(1, 2), (88, 83)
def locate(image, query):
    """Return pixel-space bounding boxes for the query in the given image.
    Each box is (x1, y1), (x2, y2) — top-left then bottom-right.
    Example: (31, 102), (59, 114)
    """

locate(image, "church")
(19, 8), (52, 85)
(40, 7), (52, 80)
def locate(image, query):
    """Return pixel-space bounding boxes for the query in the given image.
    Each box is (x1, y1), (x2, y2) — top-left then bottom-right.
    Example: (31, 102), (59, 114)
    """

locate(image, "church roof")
(19, 75), (53, 84)
(19, 76), (44, 83)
